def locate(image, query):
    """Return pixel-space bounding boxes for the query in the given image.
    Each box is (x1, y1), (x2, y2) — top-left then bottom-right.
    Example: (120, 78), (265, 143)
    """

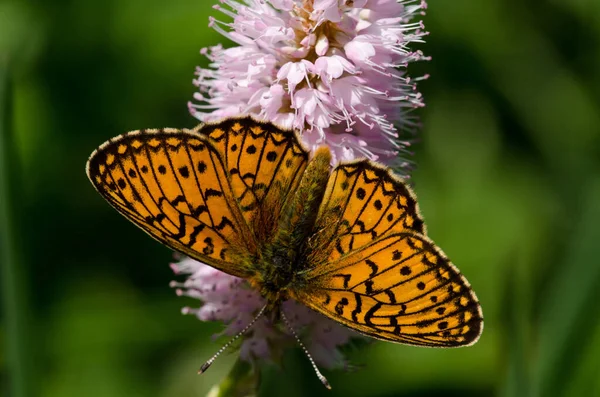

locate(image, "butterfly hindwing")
(198, 117), (310, 241)
(86, 128), (256, 278)
(293, 232), (483, 347)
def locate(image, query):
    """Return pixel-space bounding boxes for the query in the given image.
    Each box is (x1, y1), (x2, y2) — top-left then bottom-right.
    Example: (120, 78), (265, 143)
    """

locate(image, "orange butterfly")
(87, 116), (483, 385)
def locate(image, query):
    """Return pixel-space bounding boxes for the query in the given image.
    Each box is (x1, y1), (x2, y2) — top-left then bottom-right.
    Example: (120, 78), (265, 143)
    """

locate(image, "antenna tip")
(322, 377), (332, 390)
(198, 362), (212, 374)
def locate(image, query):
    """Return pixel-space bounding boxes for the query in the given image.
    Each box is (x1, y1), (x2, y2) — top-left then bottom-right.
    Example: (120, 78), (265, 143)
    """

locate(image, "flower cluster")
(171, 257), (355, 368)
(190, 0), (429, 169)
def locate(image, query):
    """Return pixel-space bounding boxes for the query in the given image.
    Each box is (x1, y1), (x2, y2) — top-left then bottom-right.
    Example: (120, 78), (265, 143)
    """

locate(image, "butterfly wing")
(86, 128), (256, 278)
(197, 117), (310, 242)
(292, 161), (482, 347)
(294, 232), (482, 346)
(303, 160), (425, 268)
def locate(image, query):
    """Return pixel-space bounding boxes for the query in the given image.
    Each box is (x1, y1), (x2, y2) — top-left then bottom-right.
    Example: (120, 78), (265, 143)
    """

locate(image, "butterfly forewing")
(309, 161), (425, 267)
(86, 128), (255, 278)
(294, 233), (483, 347)
(199, 118), (309, 241)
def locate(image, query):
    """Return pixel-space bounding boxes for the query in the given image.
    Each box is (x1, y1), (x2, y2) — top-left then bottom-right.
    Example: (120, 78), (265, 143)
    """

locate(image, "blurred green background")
(1, 0), (599, 396)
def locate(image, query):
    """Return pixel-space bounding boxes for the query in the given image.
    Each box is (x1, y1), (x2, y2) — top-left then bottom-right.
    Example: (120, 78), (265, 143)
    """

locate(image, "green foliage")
(1, 0), (599, 396)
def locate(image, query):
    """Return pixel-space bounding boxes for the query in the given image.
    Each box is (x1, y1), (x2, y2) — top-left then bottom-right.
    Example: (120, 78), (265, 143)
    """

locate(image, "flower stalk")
(206, 359), (259, 397)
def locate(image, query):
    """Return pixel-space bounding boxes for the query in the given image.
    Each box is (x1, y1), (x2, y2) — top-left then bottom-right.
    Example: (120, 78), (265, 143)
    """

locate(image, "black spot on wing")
(215, 216), (234, 231)
(351, 294), (362, 322)
(178, 166), (190, 178)
(266, 151), (277, 162)
(365, 259), (378, 277)
(335, 298), (349, 315)
(356, 187), (366, 200)
(205, 188), (223, 199)
(333, 274), (352, 289)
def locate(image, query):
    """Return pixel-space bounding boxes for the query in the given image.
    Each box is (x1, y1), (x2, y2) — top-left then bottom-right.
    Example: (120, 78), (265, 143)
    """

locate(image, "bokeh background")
(1, 0), (599, 396)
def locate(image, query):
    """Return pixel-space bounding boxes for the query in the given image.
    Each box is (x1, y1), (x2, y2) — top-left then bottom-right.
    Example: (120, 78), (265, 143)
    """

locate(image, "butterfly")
(87, 116), (482, 358)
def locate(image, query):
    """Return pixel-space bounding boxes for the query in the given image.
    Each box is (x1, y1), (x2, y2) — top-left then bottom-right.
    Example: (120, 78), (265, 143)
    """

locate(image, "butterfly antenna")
(280, 309), (331, 390)
(198, 304), (267, 374)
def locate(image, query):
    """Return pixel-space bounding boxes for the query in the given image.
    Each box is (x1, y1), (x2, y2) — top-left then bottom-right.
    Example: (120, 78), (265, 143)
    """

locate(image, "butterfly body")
(87, 117), (483, 347)
(237, 147), (332, 309)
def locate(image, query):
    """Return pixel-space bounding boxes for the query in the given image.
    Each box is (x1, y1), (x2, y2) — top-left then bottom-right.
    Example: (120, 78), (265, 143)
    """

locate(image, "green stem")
(207, 358), (259, 397)
(0, 55), (33, 396)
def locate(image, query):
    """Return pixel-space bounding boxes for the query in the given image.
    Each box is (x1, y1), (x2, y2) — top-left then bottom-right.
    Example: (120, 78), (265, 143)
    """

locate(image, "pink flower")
(170, 257), (355, 369)
(190, 0), (429, 169)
